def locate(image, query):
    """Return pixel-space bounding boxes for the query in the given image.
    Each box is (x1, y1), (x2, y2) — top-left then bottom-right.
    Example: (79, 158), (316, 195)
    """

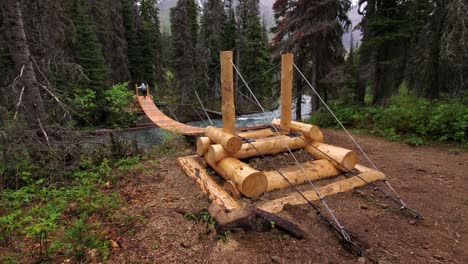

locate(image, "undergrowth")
(308, 90), (467, 147)
(0, 127), (147, 263)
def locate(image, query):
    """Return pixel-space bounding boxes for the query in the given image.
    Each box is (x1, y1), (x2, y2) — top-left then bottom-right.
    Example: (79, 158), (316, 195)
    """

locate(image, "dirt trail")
(110, 130), (468, 263)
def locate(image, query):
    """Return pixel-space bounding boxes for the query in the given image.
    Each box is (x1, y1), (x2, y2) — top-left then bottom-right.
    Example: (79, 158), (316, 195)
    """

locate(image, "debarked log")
(258, 165), (386, 213)
(305, 143), (358, 172)
(237, 128), (276, 139)
(205, 126), (242, 153)
(207, 135), (309, 163)
(196, 137), (212, 156)
(265, 159), (341, 191)
(205, 155), (267, 198)
(272, 118), (323, 142)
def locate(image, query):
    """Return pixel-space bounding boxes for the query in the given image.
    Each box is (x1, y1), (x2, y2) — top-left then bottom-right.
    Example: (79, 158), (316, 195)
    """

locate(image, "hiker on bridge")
(138, 82), (147, 98)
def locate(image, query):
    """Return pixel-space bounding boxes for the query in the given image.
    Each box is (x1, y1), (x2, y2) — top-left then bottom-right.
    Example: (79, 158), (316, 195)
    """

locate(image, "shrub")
(307, 91), (467, 146)
(104, 82), (138, 127)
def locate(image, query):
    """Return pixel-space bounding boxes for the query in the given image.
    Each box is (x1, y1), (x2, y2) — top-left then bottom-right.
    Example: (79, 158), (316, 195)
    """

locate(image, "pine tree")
(237, 0), (274, 102)
(198, 0), (226, 102)
(70, 0), (109, 90)
(89, 0), (131, 83)
(272, 0), (351, 112)
(138, 0), (162, 84)
(222, 0), (237, 51)
(68, 0), (110, 123)
(0, 11), (13, 90)
(121, 0), (140, 81)
(170, 0), (199, 104)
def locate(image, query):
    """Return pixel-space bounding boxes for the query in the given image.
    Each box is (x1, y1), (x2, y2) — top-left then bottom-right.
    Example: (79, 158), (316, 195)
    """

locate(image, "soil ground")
(109, 129), (468, 263)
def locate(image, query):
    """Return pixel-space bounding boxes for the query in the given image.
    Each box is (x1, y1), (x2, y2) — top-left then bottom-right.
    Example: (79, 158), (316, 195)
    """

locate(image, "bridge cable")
(293, 63), (417, 214)
(230, 60), (363, 256)
(194, 91), (213, 126)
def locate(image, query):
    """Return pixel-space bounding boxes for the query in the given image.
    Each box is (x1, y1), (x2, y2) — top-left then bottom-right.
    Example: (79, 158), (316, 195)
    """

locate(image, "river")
(118, 96), (313, 149)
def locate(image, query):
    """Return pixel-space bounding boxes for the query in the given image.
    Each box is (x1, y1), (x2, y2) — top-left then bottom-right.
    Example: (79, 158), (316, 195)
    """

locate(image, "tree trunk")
(1, 0), (46, 128)
(311, 57), (320, 113)
(294, 55), (303, 120)
(354, 65), (366, 105)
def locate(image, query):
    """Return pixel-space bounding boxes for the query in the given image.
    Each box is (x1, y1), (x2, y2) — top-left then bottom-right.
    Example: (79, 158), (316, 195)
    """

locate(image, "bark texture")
(1, 0), (46, 127)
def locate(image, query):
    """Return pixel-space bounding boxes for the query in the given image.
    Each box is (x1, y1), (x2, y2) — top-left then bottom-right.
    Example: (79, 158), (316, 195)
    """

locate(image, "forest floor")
(108, 129), (467, 263)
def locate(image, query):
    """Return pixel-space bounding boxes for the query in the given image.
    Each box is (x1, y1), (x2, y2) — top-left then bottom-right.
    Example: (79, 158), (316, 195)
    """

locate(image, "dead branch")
(13, 86), (25, 120)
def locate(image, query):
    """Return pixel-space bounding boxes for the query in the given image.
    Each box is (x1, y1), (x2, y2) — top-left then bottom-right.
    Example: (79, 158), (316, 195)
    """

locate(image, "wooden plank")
(280, 53), (294, 134)
(221, 51), (235, 133)
(257, 164), (386, 213)
(177, 156), (240, 211)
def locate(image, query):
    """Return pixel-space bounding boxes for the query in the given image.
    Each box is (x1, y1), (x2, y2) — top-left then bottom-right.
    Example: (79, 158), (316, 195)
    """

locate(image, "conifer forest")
(0, 0), (467, 263)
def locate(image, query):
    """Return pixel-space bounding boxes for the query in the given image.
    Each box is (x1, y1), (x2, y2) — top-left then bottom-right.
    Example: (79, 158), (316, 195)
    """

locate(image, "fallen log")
(272, 118), (323, 142)
(205, 155), (267, 198)
(205, 126), (242, 153)
(206, 135), (309, 163)
(305, 143), (358, 171)
(208, 202), (306, 239)
(265, 159), (341, 191)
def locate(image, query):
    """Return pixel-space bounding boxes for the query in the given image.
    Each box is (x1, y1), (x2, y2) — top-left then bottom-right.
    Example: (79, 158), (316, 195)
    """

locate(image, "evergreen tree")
(70, 0), (109, 90)
(68, 0), (110, 122)
(272, 0), (351, 112)
(198, 0), (226, 102)
(170, 0), (199, 104)
(237, 0), (274, 102)
(222, 0), (237, 51)
(357, 0), (426, 104)
(0, 11), (14, 92)
(121, 0), (140, 81)
(405, 0), (467, 98)
(138, 0), (162, 84)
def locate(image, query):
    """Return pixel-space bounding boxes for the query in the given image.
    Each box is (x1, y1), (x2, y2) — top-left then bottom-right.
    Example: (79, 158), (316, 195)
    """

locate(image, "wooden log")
(237, 128), (275, 139)
(221, 51), (235, 133)
(305, 143), (358, 171)
(265, 159), (341, 191)
(177, 156), (239, 211)
(205, 126), (242, 153)
(196, 137), (212, 156)
(272, 118), (323, 143)
(208, 203), (306, 239)
(280, 53), (294, 133)
(258, 165), (385, 213)
(207, 135), (309, 162)
(224, 180), (241, 199)
(205, 155), (267, 198)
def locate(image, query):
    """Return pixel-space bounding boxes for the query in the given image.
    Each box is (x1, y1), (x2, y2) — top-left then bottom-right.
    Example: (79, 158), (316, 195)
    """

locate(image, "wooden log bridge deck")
(137, 95), (205, 135)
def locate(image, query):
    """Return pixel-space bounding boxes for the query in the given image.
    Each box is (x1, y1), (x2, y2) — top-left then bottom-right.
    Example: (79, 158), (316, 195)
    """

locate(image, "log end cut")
(225, 136), (242, 153)
(241, 171), (268, 198)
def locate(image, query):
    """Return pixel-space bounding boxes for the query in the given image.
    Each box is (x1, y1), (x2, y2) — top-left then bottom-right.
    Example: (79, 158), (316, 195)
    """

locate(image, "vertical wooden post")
(280, 53), (294, 134)
(146, 83), (151, 97)
(221, 51), (235, 133)
(135, 84), (138, 95)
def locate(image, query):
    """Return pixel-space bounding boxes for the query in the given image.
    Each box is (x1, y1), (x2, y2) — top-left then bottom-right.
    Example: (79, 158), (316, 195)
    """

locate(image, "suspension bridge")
(134, 51), (421, 257)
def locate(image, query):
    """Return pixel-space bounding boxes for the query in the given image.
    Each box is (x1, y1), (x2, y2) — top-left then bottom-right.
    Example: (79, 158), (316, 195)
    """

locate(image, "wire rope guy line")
(293, 63), (421, 219)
